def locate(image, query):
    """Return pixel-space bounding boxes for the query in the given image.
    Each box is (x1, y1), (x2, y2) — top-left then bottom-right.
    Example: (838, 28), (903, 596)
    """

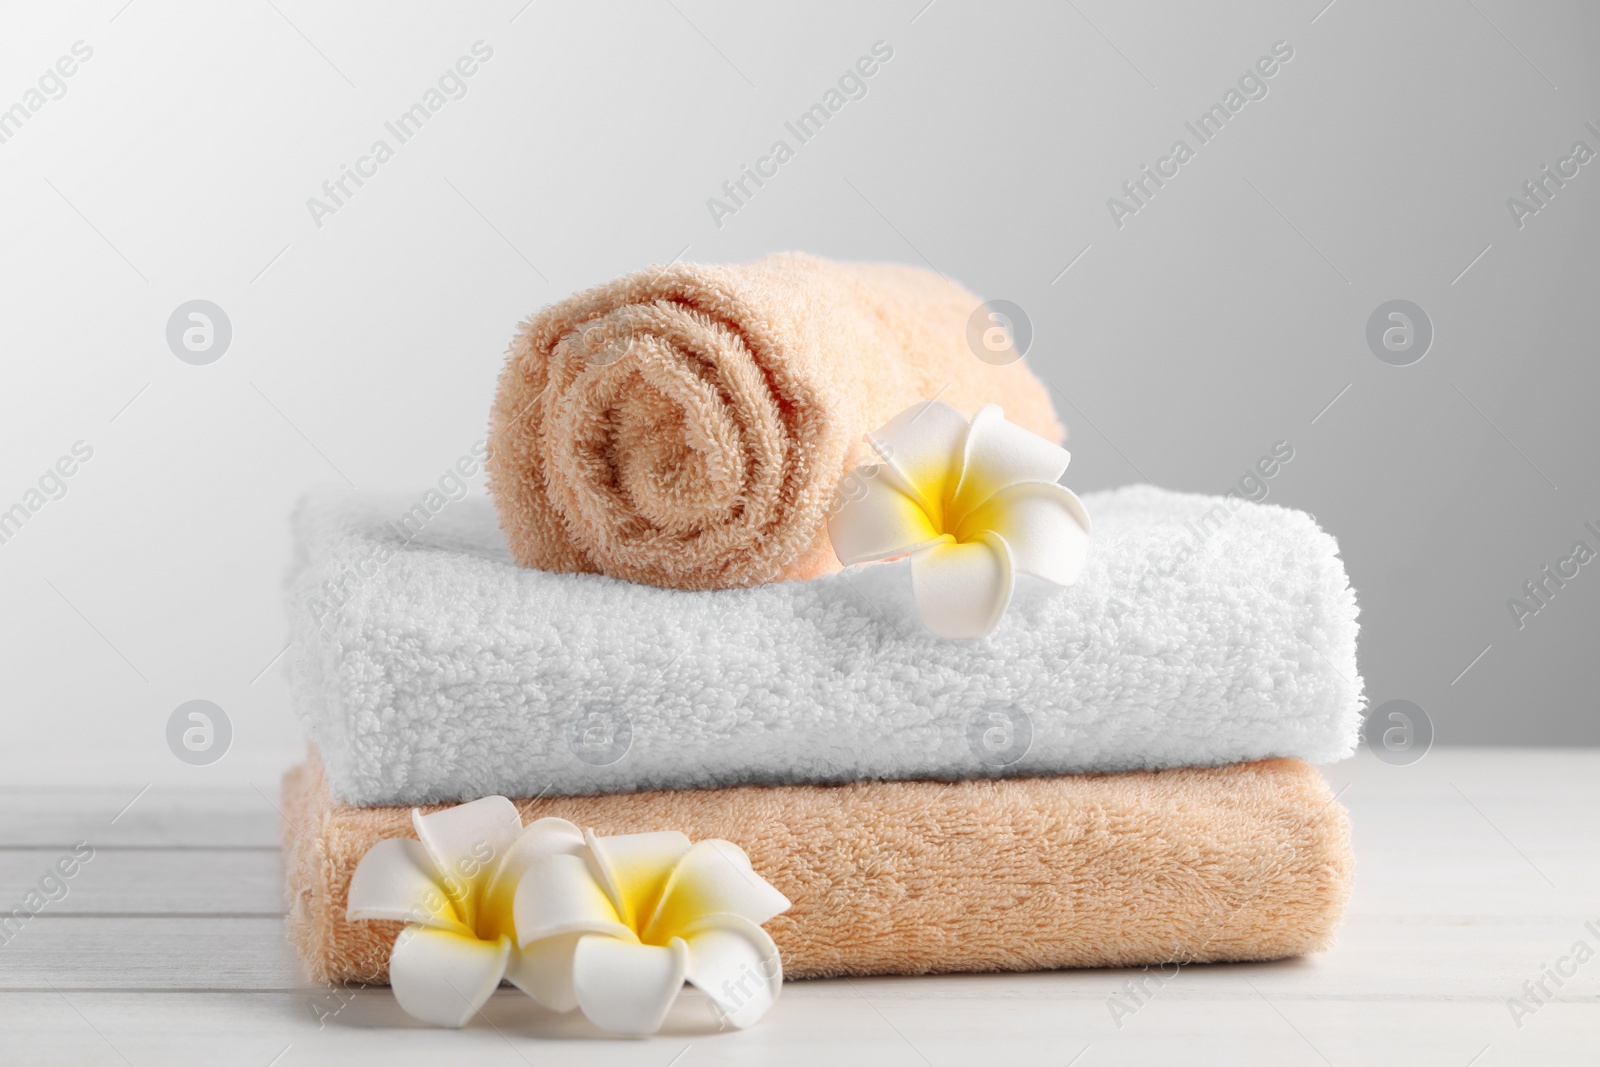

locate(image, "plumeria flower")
(513, 821), (792, 1036)
(346, 796), (582, 1027)
(828, 400), (1092, 638)
(347, 801), (793, 1035)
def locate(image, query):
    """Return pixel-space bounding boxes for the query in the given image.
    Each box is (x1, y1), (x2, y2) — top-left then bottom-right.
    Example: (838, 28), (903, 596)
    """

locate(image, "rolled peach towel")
(487, 252), (1063, 590)
(282, 751), (1351, 985)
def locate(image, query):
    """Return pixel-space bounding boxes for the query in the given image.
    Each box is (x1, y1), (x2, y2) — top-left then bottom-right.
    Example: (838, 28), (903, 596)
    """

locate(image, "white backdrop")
(2, 0), (1596, 788)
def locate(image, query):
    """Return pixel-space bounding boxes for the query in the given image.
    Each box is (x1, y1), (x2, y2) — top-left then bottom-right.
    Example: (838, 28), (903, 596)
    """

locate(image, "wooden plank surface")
(3, 987), (1596, 1067)
(0, 784), (283, 848)
(0, 848), (284, 915)
(0, 748), (1593, 1065)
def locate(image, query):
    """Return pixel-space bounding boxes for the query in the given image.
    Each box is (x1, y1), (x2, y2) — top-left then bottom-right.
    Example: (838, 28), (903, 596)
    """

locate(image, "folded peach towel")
(283, 752), (1350, 984)
(486, 252), (1062, 590)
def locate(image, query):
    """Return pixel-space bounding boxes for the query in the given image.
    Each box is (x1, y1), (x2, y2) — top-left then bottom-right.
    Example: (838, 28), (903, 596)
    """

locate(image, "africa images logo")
(1105, 40), (1295, 229)
(305, 41), (495, 229)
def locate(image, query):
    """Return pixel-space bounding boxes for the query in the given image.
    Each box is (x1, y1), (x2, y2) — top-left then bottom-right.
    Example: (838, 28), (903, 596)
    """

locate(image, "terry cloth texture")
(288, 485), (1362, 807)
(282, 752), (1353, 985)
(486, 252), (1063, 591)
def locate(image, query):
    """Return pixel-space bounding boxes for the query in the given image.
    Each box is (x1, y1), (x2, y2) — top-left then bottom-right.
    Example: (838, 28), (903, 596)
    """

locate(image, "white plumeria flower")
(347, 802), (793, 1035)
(346, 796), (579, 1027)
(512, 821), (792, 1036)
(828, 400), (1092, 638)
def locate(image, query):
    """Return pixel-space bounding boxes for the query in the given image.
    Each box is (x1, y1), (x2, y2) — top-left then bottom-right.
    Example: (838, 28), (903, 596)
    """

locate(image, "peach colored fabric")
(486, 253), (1063, 590)
(283, 753), (1351, 985)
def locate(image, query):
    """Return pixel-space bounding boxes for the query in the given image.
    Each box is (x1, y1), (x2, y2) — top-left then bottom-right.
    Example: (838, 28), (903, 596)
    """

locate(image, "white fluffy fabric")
(287, 486), (1362, 805)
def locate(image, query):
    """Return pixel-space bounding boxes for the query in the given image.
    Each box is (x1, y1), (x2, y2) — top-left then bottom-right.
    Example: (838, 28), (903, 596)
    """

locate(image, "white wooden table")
(2, 747), (1594, 1065)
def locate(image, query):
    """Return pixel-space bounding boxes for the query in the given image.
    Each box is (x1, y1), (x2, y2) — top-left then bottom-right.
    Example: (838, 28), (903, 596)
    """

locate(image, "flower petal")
(481, 817), (589, 943)
(680, 914), (784, 1030)
(949, 404), (1071, 523)
(827, 471), (949, 566)
(572, 935), (688, 1037)
(583, 828), (692, 931)
(503, 932), (584, 1013)
(909, 533), (1015, 639)
(865, 400), (970, 528)
(509, 817), (589, 864)
(387, 926), (510, 1028)
(412, 796), (524, 928)
(643, 840), (791, 945)
(346, 838), (470, 935)
(513, 853), (632, 945)
(956, 480), (1092, 586)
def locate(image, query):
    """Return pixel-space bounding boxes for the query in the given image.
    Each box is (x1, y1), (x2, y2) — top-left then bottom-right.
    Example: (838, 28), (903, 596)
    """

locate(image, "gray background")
(2, 0), (1595, 787)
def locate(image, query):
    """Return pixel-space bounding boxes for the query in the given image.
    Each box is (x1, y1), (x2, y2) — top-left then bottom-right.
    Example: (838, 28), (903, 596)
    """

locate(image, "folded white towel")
(287, 486), (1362, 805)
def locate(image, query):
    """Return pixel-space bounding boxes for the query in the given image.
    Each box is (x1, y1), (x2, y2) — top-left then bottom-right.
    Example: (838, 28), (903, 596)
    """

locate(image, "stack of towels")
(281, 253), (1361, 987)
